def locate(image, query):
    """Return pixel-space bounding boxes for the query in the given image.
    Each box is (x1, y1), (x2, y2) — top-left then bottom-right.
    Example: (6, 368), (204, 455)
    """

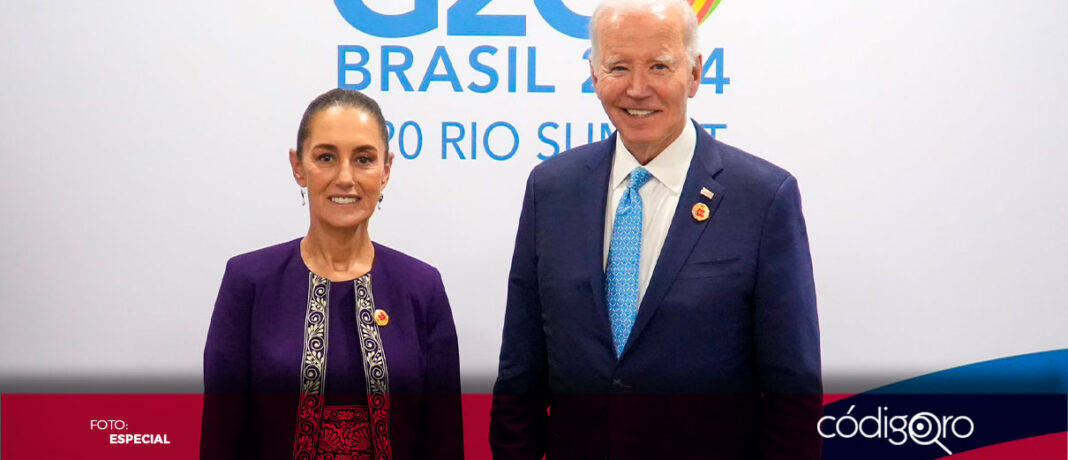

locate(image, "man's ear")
(688, 54), (703, 98)
(289, 148), (306, 187)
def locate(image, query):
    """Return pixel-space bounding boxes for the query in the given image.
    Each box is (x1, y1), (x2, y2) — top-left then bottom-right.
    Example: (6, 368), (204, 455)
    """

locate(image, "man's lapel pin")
(692, 203), (711, 222)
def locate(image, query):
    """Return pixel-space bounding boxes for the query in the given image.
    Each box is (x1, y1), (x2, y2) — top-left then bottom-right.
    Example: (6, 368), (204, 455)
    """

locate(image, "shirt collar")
(609, 120), (696, 194)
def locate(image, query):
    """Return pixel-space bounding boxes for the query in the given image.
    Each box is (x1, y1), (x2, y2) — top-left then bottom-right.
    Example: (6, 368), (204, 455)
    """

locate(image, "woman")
(201, 89), (463, 460)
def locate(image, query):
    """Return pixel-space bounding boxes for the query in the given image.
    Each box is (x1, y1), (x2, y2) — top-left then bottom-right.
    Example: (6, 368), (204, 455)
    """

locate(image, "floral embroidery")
(354, 274), (392, 460)
(291, 272), (391, 460)
(293, 273), (330, 460)
(317, 405), (373, 459)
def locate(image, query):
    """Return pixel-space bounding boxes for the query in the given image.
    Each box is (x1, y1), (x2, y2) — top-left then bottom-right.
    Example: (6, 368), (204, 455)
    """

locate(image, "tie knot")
(628, 167), (652, 191)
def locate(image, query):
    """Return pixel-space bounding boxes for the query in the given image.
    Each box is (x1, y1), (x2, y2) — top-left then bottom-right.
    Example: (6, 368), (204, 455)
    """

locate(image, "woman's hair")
(295, 88), (389, 158)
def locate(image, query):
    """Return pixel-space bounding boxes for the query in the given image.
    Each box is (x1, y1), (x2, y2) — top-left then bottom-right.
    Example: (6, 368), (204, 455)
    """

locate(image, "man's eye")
(652, 64), (669, 71)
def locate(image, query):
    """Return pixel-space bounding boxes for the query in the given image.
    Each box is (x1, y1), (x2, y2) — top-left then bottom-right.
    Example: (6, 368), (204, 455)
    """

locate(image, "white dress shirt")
(603, 121), (697, 304)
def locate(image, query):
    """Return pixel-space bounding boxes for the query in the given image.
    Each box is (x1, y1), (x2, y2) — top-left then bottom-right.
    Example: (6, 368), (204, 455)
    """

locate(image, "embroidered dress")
(292, 275), (390, 460)
(201, 239), (463, 460)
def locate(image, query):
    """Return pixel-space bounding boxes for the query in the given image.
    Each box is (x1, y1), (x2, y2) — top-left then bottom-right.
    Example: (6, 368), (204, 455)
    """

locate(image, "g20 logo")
(334, 0), (722, 39)
(335, 0), (730, 95)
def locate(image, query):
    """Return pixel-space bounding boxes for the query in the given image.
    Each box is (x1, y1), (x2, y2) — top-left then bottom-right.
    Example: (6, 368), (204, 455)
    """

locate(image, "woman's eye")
(357, 156), (373, 164)
(316, 153), (335, 163)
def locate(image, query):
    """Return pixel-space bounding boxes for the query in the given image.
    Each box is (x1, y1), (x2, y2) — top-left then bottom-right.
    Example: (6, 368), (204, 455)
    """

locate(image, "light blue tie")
(605, 166), (652, 358)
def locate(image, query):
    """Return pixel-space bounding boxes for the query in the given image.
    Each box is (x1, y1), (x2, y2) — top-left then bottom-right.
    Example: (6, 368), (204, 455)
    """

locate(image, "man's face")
(591, 8), (702, 161)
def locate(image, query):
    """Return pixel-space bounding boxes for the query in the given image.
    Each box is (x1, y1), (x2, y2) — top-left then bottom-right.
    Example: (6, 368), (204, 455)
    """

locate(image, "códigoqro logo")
(818, 405), (975, 456)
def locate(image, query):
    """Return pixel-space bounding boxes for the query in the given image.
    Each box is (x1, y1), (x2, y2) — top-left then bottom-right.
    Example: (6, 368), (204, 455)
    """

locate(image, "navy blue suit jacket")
(490, 121), (822, 460)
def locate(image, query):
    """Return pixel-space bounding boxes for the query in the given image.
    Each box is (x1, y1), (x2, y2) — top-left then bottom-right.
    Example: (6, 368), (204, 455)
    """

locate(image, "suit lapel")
(581, 134), (616, 342)
(621, 123), (726, 358)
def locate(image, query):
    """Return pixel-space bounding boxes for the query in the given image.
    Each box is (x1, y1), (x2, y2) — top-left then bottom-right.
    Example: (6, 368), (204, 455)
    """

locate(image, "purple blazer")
(201, 238), (462, 460)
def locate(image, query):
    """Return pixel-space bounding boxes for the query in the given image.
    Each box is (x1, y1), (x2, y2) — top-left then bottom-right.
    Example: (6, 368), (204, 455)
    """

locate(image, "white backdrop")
(1, 0), (1066, 392)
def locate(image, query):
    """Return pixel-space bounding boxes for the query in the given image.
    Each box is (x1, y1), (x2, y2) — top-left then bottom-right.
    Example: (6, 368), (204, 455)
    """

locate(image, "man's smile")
(623, 108), (659, 117)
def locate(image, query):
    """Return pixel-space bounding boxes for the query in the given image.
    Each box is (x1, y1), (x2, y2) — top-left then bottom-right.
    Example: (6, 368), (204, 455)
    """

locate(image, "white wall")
(1, 0), (1065, 392)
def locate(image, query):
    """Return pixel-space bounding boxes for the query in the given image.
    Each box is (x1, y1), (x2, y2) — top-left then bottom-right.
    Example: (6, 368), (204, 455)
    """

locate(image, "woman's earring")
(377, 194), (384, 210)
(300, 187), (307, 206)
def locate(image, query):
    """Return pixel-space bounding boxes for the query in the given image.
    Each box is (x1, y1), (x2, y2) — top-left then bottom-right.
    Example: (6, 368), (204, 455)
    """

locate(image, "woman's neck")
(301, 223), (374, 282)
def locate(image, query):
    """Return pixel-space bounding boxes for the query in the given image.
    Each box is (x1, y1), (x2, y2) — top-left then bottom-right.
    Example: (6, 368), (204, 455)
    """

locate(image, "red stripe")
(941, 431), (1067, 459)
(1, 394), (202, 460)
(697, 0), (716, 21)
(5, 394), (1060, 460)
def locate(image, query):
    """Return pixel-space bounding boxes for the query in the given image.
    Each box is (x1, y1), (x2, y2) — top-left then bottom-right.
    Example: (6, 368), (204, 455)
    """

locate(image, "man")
(490, 0), (822, 459)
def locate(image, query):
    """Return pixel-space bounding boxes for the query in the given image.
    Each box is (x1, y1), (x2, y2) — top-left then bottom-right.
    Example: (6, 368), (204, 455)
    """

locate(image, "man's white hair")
(588, 0), (700, 67)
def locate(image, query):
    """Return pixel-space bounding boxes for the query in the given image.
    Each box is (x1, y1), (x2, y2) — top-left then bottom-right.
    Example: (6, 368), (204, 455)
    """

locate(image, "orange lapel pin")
(374, 309), (389, 327)
(692, 203), (710, 222)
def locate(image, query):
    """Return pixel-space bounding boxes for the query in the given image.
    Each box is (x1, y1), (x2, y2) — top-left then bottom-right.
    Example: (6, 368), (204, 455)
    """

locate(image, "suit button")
(611, 378), (625, 393)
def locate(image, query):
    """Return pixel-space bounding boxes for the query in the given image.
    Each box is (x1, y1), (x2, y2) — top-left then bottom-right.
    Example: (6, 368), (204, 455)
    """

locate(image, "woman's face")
(289, 106), (392, 232)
